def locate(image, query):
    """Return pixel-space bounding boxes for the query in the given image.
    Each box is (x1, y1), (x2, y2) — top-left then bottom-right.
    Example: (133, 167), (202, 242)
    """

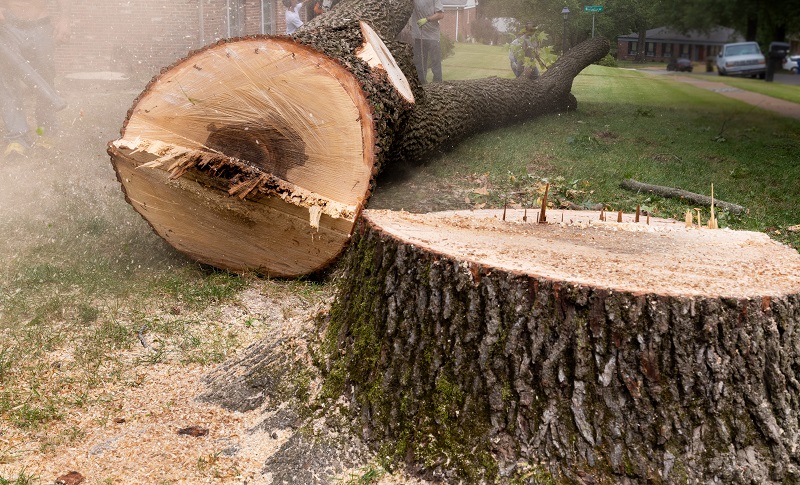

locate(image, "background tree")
(661, 0), (800, 45)
(481, 0), (800, 57)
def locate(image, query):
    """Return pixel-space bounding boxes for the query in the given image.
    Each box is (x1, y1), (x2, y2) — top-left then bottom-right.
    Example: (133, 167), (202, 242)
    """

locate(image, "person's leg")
(27, 22), (58, 137)
(413, 38), (427, 84)
(0, 27), (32, 146)
(427, 39), (442, 82)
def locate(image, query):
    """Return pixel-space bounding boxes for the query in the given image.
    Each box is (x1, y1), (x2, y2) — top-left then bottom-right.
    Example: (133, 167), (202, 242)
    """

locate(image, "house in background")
(58, 0), (283, 78)
(441, 0), (478, 42)
(616, 26), (744, 62)
(56, 0), (483, 80)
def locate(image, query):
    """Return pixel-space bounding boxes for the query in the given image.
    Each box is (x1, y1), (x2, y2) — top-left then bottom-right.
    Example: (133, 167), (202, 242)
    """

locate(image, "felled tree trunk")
(390, 37), (609, 162)
(322, 208), (800, 483)
(106, 0), (609, 277)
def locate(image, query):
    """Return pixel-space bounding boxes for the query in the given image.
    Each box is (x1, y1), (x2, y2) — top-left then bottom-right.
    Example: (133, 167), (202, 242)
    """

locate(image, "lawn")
(441, 42), (516, 80)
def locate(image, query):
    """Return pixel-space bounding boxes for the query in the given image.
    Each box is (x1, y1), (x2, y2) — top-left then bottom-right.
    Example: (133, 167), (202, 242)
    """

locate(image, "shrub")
(472, 16), (500, 45)
(595, 53), (618, 67)
(440, 33), (455, 60)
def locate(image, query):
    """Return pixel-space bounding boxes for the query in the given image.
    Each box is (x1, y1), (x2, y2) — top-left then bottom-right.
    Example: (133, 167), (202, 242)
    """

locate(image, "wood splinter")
(538, 183), (549, 224)
(635, 204), (640, 223)
(708, 184), (718, 229)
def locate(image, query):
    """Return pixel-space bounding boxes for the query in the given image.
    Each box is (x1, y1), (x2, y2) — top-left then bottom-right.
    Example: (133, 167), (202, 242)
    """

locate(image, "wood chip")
(177, 426), (209, 437)
(56, 471), (85, 485)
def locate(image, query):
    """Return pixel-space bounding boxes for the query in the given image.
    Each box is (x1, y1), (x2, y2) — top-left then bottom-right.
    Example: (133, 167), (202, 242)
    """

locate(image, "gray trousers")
(413, 38), (442, 84)
(0, 18), (56, 143)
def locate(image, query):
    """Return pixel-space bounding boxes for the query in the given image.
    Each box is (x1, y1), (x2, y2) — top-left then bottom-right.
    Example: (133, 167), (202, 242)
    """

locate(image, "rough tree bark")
(106, 0), (609, 277)
(322, 208), (800, 483)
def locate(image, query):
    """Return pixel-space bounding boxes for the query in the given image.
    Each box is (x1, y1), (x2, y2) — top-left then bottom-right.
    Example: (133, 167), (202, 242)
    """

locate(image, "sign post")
(584, 5), (604, 38)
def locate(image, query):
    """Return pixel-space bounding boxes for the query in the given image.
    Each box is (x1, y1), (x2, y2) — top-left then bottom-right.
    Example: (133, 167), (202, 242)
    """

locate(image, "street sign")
(584, 5), (604, 12)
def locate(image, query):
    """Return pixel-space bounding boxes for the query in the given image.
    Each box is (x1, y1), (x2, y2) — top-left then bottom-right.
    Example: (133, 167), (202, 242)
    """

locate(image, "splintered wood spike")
(635, 204), (640, 223)
(538, 183), (549, 224)
(708, 183), (718, 229)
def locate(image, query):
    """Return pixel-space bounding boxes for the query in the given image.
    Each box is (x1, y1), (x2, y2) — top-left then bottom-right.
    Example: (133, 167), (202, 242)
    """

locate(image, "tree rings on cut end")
(110, 36), (377, 276)
(363, 209), (800, 298)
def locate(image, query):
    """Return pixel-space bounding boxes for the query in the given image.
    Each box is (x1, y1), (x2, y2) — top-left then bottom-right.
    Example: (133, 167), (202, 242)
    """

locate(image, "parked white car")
(783, 54), (800, 73)
(716, 41), (766, 78)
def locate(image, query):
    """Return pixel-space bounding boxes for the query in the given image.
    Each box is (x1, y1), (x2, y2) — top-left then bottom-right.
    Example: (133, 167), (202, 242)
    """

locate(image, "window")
(628, 41), (637, 55)
(663, 43), (672, 57)
(228, 0), (246, 37)
(261, 0), (273, 34)
(646, 42), (655, 56)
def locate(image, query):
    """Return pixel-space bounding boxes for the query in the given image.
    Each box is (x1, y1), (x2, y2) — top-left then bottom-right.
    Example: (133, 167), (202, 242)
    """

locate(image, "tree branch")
(621, 178), (747, 215)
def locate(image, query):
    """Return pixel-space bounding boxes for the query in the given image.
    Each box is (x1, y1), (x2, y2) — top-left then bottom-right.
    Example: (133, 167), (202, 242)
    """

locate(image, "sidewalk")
(672, 75), (800, 120)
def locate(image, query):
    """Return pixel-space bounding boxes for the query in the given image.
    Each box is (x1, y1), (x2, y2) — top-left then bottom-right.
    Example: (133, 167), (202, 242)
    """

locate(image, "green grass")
(442, 43), (515, 80)
(0, 469), (39, 485)
(683, 72), (800, 104)
(375, 42), (800, 252)
(614, 58), (800, 104)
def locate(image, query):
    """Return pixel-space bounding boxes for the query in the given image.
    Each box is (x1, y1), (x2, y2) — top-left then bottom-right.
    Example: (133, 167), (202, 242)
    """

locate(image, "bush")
(471, 16), (500, 45)
(440, 33), (455, 60)
(595, 53), (618, 67)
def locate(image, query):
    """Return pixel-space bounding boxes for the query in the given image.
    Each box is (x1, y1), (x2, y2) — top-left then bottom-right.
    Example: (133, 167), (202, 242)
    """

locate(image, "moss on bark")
(321, 214), (800, 483)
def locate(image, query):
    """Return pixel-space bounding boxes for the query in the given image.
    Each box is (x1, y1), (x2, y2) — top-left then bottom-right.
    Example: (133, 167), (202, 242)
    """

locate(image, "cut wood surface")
(109, 24), (412, 276)
(108, 0), (610, 276)
(324, 208), (800, 483)
(364, 209), (799, 298)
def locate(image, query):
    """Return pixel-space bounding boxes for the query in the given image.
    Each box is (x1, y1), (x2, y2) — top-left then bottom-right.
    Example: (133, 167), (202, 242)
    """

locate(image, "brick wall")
(440, 7), (477, 42)
(55, 0), (285, 79)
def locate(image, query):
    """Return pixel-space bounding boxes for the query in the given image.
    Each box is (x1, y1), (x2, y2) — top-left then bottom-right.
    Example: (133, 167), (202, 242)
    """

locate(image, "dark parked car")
(667, 58), (693, 72)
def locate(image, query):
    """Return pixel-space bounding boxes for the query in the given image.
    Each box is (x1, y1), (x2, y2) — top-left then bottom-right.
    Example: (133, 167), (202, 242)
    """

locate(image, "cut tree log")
(107, 0), (609, 276)
(322, 208), (800, 483)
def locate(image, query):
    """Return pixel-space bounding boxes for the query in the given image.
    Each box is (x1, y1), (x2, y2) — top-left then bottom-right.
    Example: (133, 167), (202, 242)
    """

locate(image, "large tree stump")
(107, 0), (609, 276)
(322, 208), (800, 483)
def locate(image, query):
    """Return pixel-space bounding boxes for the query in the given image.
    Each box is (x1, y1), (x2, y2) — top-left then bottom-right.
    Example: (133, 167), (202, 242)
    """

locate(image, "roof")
(618, 26), (745, 45)
(442, 0), (477, 8)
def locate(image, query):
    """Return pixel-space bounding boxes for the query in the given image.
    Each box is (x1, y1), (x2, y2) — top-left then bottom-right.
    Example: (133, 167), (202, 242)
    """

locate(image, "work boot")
(2, 140), (29, 160)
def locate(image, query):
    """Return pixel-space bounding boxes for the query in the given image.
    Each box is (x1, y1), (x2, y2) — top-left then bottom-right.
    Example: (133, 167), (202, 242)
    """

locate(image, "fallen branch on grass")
(621, 178), (747, 215)
(138, 324), (152, 349)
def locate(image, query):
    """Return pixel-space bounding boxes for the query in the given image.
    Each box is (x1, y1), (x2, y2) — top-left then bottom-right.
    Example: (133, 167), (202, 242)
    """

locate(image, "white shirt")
(285, 2), (303, 34)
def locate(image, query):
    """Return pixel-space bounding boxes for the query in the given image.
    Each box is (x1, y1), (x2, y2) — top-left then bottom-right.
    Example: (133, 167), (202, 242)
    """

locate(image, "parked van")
(716, 42), (766, 78)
